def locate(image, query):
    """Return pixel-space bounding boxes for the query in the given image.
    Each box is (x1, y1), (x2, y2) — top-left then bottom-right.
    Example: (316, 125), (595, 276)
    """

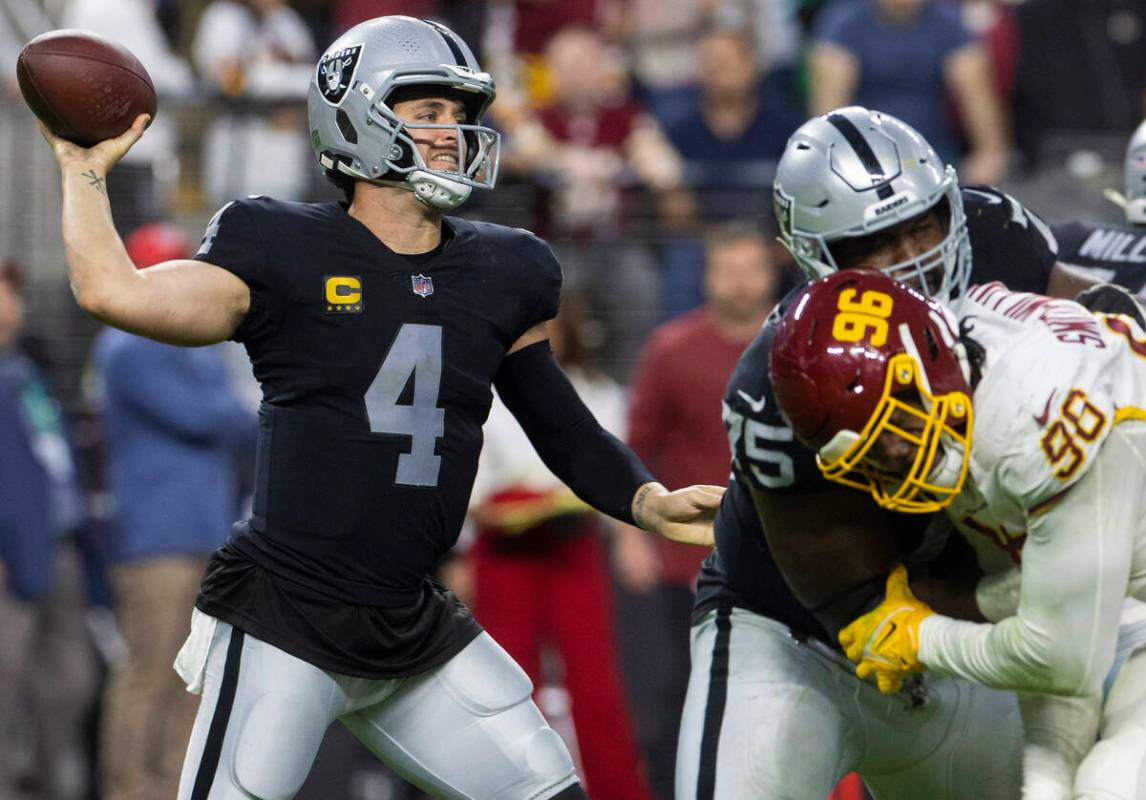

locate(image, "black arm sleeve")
(494, 341), (655, 525)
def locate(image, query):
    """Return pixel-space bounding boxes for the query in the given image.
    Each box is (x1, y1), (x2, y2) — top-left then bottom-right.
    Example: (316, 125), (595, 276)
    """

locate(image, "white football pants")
(174, 613), (580, 800)
(675, 607), (1023, 799)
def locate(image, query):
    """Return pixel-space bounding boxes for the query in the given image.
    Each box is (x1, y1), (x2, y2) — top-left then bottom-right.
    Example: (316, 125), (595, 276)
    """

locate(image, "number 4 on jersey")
(365, 323), (445, 487)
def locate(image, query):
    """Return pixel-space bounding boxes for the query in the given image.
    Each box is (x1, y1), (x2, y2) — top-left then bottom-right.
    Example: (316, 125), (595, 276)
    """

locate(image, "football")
(16, 29), (156, 147)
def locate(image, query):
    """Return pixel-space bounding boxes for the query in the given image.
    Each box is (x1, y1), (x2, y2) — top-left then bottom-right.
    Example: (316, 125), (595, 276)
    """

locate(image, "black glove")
(1074, 283), (1146, 329)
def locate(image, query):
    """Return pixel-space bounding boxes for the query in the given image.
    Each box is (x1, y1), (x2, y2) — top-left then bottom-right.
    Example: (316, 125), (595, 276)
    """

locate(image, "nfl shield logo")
(411, 274), (434, 298)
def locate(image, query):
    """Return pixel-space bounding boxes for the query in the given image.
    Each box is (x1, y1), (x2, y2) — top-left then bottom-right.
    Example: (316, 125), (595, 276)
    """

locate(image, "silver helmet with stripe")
(307, 16), (499, 210)
(773, 106), (971, 303)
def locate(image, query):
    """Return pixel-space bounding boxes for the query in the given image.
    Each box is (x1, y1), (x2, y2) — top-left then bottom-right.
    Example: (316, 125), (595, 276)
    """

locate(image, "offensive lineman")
(37, 16), (722, 800)
(770, 271), (1146, 799)
(674, 107), (1102, 799)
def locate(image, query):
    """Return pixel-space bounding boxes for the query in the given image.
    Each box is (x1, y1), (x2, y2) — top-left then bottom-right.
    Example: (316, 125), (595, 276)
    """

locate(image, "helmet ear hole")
(388, 140), (413, 169)
(336, 110), (358, 144)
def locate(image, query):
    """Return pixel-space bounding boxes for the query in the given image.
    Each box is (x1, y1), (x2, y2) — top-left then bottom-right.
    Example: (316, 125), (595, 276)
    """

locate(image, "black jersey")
(1052, 219), (1146, 293)
(192, 198), (560, 676)
(695, 186), (1059, 638)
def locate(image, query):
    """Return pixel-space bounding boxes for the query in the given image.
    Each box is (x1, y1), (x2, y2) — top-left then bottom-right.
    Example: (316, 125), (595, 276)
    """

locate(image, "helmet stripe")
(424, 19), (466, 67)
(827, 113), (895, 200)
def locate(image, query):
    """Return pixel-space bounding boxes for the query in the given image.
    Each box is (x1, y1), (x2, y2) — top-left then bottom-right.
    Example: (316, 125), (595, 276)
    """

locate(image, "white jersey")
(947, 282), (1146, 584)
(918, 284), (1146, 798)
(919, 282), (1146, 701)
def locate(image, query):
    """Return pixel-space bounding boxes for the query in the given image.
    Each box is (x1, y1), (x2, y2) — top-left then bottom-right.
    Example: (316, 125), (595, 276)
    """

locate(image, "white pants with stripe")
(174, 612), (580, 800)
(675, 607), (1023, 800)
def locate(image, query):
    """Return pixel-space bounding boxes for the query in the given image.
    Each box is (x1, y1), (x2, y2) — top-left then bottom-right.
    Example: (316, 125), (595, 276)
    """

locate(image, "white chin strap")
(409, 170), (472, 210)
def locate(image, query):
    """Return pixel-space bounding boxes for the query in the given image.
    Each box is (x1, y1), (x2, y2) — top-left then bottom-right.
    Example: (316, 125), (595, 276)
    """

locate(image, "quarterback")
(771, 270), (1146, 799)
(37, 15), (722, 800)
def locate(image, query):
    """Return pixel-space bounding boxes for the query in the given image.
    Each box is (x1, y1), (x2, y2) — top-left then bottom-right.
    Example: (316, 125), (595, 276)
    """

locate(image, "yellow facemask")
(816, 353), (973, 513)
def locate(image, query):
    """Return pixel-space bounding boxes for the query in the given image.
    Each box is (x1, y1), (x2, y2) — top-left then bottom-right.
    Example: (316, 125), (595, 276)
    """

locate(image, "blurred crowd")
(2, 1), (1146, 799)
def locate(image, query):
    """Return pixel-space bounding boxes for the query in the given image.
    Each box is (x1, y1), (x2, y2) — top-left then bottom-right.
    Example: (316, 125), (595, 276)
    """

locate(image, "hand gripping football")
(16, 29), (156, 147)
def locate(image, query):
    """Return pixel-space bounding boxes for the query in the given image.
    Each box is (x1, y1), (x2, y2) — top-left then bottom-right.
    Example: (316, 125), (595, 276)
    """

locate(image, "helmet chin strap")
(408, 170), (472, 210)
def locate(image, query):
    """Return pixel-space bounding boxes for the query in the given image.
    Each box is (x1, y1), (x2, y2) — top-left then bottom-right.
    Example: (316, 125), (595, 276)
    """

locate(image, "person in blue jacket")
(90, 222), (257, 800)
(0, 258), (95, 798)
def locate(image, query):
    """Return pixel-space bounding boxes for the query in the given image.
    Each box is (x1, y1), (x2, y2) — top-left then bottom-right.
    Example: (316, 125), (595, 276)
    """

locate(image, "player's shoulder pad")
(220, 194), (308, 218)
(961, 185), (1025, 233)
(457, 219), (562, 278)
(962, 184), (1059, 266)
(960, 184), (1040, 230)
(961, 184), (1053, 224)
(960, 184), (1008, 211)
(197, 195), (321, 252)
(973, 333), (1114, 509)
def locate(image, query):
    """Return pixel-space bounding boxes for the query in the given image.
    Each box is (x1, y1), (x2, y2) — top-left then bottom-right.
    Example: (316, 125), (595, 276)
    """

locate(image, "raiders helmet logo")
(316, 44), (363, 106)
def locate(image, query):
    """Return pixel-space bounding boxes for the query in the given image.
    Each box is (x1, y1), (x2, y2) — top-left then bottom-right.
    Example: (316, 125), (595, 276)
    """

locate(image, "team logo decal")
(316, 44), (363, 105)
(411, 274), (434, 298)
(324, 275), (363, 314)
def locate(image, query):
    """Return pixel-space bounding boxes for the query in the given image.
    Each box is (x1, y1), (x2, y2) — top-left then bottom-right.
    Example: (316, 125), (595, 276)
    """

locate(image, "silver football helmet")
(774, 106), (971, 303)
(308, 16), (500, 210)
(1107, 118), (1146, 224)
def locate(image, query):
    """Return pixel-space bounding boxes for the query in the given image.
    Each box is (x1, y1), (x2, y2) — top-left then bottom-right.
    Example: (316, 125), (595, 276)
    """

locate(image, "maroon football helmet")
(769, 271), (974, 513)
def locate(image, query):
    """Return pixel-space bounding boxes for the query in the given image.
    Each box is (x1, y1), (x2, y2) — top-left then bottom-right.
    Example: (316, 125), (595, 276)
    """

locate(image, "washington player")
(770, 271), (1146, 799)
(36, 15), (722, 800)
(675, 107), (1104, 800)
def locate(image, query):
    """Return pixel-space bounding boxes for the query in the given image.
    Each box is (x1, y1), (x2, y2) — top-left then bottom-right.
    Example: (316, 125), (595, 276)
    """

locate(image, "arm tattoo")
(82, 170), (105, 195)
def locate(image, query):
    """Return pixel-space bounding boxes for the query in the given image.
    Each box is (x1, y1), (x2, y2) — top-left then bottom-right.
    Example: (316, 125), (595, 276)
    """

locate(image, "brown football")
(16, 29), (156, 147)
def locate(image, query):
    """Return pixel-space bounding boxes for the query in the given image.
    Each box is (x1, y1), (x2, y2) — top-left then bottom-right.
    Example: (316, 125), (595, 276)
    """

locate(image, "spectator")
(0, 259), (96, 800)
(809, 0), (1010, 185)
(667, 26), (803, 177)
(192, 0), (316, 205)
(502, 25), (694, 380)
(732, 0), (804, 73)
(661, 25), (804, 315)
(619, 0), (718, 129)
(332, 1), (485, 52)
(960, 0), (1020, 110)
(89, 224), (257, 800)
(484, 0), (624, 112)
(618, 223), (781, 800)
(62, 0), (194, 234)
(467, 292), (652, 800)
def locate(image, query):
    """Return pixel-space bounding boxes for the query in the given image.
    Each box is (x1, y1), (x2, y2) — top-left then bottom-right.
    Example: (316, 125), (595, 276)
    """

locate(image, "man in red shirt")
(497, 24), (694, 381)
(618, 223), (782, 798)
